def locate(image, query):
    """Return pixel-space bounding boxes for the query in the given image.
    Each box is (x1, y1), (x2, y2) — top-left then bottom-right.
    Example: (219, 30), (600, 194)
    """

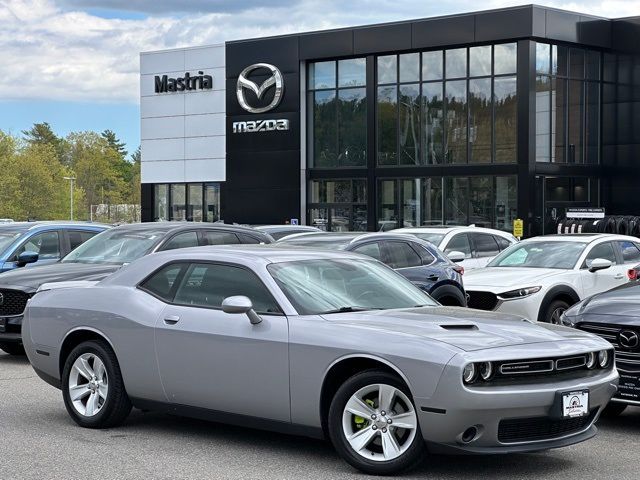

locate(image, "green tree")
(0, 132), (20, 219)
(101, 129), (127, 159)
(22, 122), (66, 160)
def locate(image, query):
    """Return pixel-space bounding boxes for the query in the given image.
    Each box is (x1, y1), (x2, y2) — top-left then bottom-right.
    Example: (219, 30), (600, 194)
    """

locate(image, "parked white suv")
(463, 234), (640, 323)
(393, 226), (517, 270)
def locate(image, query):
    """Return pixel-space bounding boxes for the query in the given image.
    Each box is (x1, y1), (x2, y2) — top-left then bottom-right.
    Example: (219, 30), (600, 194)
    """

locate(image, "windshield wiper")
(322, 306), (376, 314)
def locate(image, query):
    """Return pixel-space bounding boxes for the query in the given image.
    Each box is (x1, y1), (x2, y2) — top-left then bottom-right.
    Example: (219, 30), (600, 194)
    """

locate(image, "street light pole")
(63, 176), (76, 220)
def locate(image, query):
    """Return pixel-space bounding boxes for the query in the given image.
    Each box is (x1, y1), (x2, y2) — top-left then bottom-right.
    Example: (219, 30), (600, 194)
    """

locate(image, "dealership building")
(139, 5), (640, 236)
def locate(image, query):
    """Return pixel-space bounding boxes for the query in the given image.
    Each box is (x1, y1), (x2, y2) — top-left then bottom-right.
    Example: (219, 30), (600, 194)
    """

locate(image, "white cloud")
(0, 0), (638, 104)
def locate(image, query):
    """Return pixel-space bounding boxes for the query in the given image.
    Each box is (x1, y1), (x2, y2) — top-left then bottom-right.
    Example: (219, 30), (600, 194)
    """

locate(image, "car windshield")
(0, 231), (22, 256)
(268, 258), (437, 315)
(487, 241), (587, 269)
(407, 232), (445, 245)
(62, 228), (166, 265)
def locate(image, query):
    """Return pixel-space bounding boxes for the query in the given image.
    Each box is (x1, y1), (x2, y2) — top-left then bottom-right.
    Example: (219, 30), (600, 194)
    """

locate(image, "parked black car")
(278, 232), (466, 306)
(0, 222), (273, 355)
(563, 281), (640, 416)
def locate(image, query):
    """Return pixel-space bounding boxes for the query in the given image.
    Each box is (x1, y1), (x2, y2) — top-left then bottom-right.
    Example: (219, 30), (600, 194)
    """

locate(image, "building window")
(535, 42), (600, 164)
(307, 179), (367, 231)
(376, 43), (517, 166)
(377, 176), (517, 232)
(308, 59), (367, 168)
(153, 183), (221, 222)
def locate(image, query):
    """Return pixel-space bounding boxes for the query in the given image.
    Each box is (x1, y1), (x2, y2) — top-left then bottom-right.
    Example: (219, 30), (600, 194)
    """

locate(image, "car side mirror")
(221, 295), (262, 325)
(16, 251), (39, 267)
(447, 251), (466, 263)
(588, 258), (612, 273)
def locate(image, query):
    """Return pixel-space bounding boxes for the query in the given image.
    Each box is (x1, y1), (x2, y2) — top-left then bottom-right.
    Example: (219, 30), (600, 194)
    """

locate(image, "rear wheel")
(543, 299), (570, 325)
(328, 370), (424, 475)
(601, 402), (627, 418)
(0, 342), (25, 356)
(62, 340), (131, 428)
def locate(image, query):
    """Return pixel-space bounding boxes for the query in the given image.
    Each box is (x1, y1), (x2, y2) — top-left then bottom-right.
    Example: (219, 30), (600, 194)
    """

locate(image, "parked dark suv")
(278, 232), (466, 306)
(562, 280), (640, 416)
(0, 222), (273, 355)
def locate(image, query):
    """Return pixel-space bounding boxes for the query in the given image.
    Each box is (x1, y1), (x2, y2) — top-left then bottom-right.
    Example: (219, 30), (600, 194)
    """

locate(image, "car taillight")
(628, 269), (638, 281)
(454, 266), (464, 276)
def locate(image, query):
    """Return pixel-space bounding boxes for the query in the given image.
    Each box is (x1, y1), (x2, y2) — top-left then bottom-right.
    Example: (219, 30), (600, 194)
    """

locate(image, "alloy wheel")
(550, 307), (566, 325)
(341, 383), (417, 462)
(68, 353), (108, 417)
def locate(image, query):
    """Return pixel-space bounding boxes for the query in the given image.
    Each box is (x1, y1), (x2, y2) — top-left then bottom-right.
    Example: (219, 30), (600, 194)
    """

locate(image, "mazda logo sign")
(618, 329), (639, 350)
(236, 63), (284, 114)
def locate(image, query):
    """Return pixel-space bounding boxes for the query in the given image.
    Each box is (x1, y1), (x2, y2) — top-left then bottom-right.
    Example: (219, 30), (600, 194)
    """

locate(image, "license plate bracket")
(558, 390), (589, 418)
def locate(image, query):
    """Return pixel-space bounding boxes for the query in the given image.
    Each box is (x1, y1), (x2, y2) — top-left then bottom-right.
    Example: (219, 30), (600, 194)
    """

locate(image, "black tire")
(328, 370), (425, 475)
(61, 340), (132, 429)
(0, 342), (25, 356)
(543, 299), (570, 325)
(601, 402), (627, 418)
(430, 285), (466, 307)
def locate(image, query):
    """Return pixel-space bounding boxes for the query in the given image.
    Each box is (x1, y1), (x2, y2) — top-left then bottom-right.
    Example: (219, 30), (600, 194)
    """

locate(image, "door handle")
(614, 274), (624, 280)
(164, 315), (180, 325)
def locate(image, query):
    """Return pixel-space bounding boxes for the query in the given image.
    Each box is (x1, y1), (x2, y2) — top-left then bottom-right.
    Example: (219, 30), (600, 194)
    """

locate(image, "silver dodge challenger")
(23, 246), (618, 475)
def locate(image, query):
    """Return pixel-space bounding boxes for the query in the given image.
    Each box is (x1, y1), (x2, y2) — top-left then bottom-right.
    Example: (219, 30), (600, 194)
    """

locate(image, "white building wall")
(140, 45), (226, 184)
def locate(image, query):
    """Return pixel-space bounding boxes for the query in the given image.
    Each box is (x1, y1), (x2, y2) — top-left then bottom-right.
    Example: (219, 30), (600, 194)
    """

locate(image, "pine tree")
(101, 129), (128, 159)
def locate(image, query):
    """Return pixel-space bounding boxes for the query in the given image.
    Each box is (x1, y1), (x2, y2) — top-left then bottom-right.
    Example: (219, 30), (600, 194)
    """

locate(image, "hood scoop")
(439, 323), (479, 331)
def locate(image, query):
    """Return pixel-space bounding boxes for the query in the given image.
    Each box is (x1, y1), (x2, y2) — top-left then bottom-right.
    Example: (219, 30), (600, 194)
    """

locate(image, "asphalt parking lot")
(1, 352), (638, 480)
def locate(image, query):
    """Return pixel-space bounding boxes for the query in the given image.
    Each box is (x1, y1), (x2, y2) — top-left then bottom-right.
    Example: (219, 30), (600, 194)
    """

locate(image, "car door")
(579, 241), (625, 297)
(11, 230), (62, 267)
(152, 261), (290, 422)
(442, 233), (477, 269)
(379, 240), (439, 291)
(469, 233), (501, 268)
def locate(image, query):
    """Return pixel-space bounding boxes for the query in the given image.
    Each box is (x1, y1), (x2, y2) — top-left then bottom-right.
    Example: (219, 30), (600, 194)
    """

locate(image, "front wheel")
(62, 340), (132, 428)
(543, 299), (570, 324)
(328, 370), (425, 475)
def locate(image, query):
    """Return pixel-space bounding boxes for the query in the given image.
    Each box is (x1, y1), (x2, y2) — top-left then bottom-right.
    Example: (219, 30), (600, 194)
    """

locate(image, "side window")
(583, 242), (617, 268)
(618, 241), (640, 264)
(140, 263), (185, 301)
(494, 236), (513, 251)
(237, 233), (262, 244)
(68, 230), (98, 251)
(202, 231), (240, 245)
(173, 263), (281, 314)
(352, 242), (383, 261)
(472, 233), (500, 258)
(383, 241), (422, 269)
(160, 231), (199, 251)
(444, 234), (472, 259)
(14, 231), (60, 260)
(414, 245), (436, 265)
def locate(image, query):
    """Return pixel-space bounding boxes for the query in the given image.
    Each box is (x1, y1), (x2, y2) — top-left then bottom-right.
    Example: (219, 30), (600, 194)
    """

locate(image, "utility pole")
(63, 176), (76, 220)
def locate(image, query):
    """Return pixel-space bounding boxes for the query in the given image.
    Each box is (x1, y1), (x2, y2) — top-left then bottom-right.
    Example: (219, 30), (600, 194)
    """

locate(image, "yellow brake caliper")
(354, 399), (376, 429)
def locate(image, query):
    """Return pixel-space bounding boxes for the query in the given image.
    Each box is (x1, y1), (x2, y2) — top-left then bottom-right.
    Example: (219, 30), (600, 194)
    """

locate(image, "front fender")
(536, 285), (580, 322)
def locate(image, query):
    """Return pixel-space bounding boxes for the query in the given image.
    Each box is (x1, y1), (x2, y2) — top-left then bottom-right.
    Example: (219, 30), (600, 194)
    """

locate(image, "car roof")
(254, 225), (320, 232)
(109, 222), (269, 236)
(0, 221), (109, 232)
(522, 233), (639, 243)
(278, 231), (423, 245)
(394, 226), (515, 237)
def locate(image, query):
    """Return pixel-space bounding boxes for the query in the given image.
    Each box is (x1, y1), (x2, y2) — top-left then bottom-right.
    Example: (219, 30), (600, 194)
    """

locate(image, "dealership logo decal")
(233, 119), (289, 133)
(619, 330), (639, 350)
(236, 63), (284, 114)
(154, 71), (213, 93)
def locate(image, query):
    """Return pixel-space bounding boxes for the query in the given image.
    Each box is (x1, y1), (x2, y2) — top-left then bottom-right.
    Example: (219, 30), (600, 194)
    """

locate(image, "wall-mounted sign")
(233, 119), (290, 133)
(236, 63), (284, 113)
(565, 208), (605, 219)
(513, 218), (524, 238)
(154, 71), (213, 93)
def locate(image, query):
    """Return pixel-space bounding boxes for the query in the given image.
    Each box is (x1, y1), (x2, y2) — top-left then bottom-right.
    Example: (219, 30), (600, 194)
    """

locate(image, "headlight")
(497, 286), (542, 300)
(479, 361), (494, 381)
(463, 363), (477, 384)
(586, 352), (596, 369)
(598, 350), (610, 368)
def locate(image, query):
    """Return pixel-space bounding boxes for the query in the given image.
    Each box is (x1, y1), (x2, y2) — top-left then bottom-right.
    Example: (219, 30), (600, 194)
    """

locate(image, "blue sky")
(0, 0), (637, 156)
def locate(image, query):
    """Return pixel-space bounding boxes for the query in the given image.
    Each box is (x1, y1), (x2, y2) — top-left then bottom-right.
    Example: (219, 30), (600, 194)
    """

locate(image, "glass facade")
(308, 59), (367, 167)
(307, 179), (367, 231)
(535, 42), (601, 164)
(153, 183), (221, 222)
(376, 43), (517, 166)
(378, 176), (517, 231)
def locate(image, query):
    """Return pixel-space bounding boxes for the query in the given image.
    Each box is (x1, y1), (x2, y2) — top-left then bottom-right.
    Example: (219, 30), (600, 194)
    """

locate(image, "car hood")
(0, 262), (122, 292)
(571, 282), (640, 319)
(463, 267), (565, 289)
(322, 306), (592, 352)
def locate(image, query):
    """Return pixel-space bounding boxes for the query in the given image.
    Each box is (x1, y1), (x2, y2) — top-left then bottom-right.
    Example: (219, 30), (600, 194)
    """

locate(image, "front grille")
(0, 289), (30, 317)
(467, 291), (498, 310)
(498, 410), (597, 443)
(577, 323), (640, 372)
